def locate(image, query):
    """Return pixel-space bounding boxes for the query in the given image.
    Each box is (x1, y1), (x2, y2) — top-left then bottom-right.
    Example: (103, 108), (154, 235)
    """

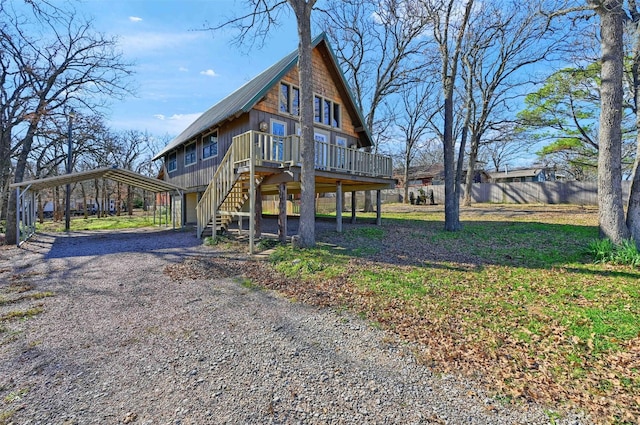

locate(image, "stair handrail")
(196, 139), (237, 237)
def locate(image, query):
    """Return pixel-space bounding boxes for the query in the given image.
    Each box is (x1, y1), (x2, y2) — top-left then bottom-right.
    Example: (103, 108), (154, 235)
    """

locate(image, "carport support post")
(336, 181), (343, 233)
(278, 182), (287, 243)
(351, 191), (356, 224)
(15, 186), (20, 246)
(376, 190), (382, 225)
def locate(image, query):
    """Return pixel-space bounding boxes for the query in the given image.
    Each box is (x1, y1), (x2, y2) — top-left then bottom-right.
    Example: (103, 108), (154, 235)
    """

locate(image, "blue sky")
(81, 0), (299, 138)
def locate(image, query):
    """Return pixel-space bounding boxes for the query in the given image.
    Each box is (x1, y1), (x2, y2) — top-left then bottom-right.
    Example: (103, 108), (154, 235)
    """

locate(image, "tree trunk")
(116, 182), (122, 216)
(626, 7), (640, 248)
(127, 185), (133, 216)
(404, 156), (410, 204)
(38, 193), (44, 224)
(464, 135), (480, 207)
(596, 1), (630, 243)
(289, 0), (316, 248)
(443, 76), (462, 231)
(81, 183), (88, 219)
(94, 179), (100, 217)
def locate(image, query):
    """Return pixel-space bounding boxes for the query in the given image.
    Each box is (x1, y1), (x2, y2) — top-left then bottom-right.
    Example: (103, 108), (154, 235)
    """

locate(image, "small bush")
(256, 238), (280, 251)
(204, 235), (228, 246)
(588, 238), (640, 267)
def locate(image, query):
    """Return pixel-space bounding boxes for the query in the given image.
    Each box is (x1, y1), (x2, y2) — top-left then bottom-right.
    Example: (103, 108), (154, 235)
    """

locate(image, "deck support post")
(249, 139), (255, 254)
(255, 186), (262, 239)
(278, 182), (287, 243)
(336, 181), (343, 233)
(351, 191), (356, 224)
(376, 190), (382, 225)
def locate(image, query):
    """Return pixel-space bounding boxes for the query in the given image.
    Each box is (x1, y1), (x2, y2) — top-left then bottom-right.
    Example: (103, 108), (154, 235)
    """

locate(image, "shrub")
(588, 238), (640, 267)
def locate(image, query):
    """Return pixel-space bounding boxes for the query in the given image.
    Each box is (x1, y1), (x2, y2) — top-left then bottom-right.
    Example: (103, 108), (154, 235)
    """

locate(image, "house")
(488, 167), (556, 183)
(394, 164), (489, 188)
(153, 33), (394, 251)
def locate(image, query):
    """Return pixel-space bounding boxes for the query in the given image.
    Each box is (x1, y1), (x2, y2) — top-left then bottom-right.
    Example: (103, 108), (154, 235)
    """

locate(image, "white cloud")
(111, 112), (202, 136)
(178, 66), (189, 72)
(200, 69), (218, 77)
(118, 32), (203, 56)
(129, 16), (143, 22)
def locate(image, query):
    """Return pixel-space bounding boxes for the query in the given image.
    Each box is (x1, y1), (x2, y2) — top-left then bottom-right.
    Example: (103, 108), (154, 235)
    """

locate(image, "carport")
(9, 167), (184, 246)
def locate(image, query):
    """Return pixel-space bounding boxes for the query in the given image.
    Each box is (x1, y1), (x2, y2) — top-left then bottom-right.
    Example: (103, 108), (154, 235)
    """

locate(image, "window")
(323, 99), (331, 126)
(271, 120), (286, 161)
(279, 83), (289, 113)
(203, 133), (218, 159)
(167, 152), (177, 172)
(314, 96), (322, 123)
(279, 82), (300, 116)
(314, 130), (329, 169)
(333, 103), (341, 127)
(313, 94), (341, 128)
(335, 136), (347, 169)
(292, 87), (300, 115)
(184, 142), (196, 166)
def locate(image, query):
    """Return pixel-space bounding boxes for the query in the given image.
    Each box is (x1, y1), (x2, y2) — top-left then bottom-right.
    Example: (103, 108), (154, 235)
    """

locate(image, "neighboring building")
(153, 33), (394, 248)
(394, 164), (489, 188)
(394, 164), (445, 187)
(488, 167), (556, 183)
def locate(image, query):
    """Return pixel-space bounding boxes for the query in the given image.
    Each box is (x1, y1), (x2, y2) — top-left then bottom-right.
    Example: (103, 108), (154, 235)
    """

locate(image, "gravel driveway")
(0, 227), (586, 424)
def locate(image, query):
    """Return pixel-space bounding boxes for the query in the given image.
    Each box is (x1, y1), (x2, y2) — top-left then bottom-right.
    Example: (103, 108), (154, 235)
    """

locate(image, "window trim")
(184, 142), (197, 167)
(279, 83), (290, 114)
(313, 94), (341, 129)
(270, 119), (287, 162)
(279, 82), (300, 117)
(202, 132), (218, 160)
(167, 151), (177, 173)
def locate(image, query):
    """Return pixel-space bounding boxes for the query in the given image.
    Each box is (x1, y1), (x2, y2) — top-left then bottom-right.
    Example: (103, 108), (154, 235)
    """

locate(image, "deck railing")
(196, 130), (394, 249)
(232, 131), (393, 177)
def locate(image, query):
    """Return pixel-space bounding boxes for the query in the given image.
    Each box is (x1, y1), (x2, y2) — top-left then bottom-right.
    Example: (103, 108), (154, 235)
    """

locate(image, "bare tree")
(460, 0), (570, 206)
(318, 0), (432, 211)
(422, 0), (475, 231)
(209, 0), (317, 247)
(394, 78), (439, 203)
(482, 123), (533, 172)
(0, 1), (132, 244)
(625, 0), (640, 246)
(587, 0), (631, 243)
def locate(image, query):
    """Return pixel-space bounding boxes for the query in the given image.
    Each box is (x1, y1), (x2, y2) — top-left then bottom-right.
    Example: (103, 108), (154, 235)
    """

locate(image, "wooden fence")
(395, 181), (631, 206)
(262, 181), (630, 214)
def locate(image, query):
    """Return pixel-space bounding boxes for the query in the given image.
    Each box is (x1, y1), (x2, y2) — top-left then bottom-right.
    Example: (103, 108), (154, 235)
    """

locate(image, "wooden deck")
(196, 131), (394, 252)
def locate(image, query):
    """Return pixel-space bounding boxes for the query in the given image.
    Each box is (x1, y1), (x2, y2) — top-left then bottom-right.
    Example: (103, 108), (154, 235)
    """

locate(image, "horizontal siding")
(164, 115), (250, 190)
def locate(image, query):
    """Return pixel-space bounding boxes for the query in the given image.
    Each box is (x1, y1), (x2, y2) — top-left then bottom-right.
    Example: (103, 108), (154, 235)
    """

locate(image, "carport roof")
(9, 167), (183, 193)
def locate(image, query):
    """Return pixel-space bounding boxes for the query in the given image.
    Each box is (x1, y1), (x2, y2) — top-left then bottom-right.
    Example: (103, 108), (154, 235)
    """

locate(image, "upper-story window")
(314, 94), (341, 128)
(292, 87), (300, 115)
(167, 152), (177, 173)
(280, 82), (300, 116)
(203, 132), (218, 159)
(185, 142), (196, 166)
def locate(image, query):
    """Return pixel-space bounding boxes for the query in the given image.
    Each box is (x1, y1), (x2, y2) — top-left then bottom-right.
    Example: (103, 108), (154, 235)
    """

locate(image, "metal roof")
(152, 33), (372, 161)
(10, 167), (183, 193)
(487, 169), (543, 180)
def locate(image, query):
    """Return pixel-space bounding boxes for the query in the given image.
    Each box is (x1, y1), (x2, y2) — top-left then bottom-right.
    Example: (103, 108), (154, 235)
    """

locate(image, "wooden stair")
(196, 137), (264, 239)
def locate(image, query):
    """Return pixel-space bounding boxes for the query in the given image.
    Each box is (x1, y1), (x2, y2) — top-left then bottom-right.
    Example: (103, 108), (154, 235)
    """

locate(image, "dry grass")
(231, 203), (638, 424)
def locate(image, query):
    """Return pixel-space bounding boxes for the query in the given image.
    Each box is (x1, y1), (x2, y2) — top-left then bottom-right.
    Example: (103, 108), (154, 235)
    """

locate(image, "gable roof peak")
(153, 32), (369, 161)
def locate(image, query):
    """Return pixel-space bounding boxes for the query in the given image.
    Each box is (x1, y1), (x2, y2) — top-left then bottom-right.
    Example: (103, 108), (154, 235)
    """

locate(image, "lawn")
(35, 213), (160, 232)
(245, 203), (639, 425)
